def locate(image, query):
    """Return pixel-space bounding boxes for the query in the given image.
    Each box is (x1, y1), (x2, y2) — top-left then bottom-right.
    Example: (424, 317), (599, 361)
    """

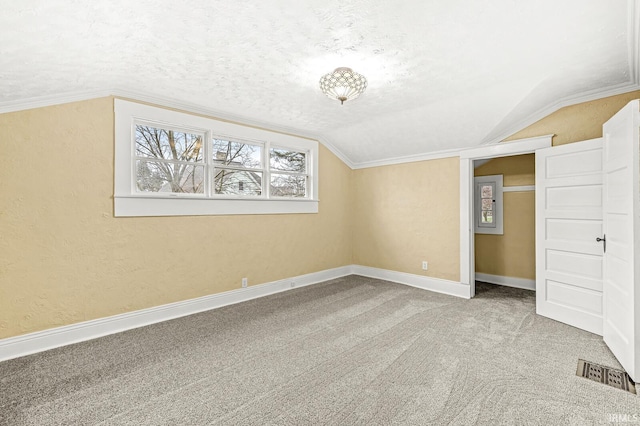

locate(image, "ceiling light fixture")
(319, 67), (367, 105)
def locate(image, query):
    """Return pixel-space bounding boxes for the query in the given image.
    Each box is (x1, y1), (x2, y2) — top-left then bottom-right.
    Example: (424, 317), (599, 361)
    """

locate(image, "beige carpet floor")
(1, 275), (639, 425)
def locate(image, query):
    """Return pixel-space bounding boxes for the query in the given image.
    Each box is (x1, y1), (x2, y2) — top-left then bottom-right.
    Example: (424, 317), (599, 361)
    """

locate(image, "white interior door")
(536, 138), (604, 335)
(602, 100), (640, 381)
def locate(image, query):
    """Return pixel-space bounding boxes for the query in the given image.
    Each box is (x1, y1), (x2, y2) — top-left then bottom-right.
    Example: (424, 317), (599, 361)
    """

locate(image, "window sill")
(114, 196), (319, 217)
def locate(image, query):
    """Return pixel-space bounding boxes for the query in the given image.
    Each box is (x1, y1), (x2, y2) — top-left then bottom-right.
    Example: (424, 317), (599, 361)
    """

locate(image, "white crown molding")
(315, 136), (356, 169)
(480, 82), (640, 146)
(0, 89), (113, 115)
(113, 89), (319, 143)
(475, 273), (535, 291)
(481, 2), (640, 147)
(461, 134), (553, 159)
(0, 87), (357, 171)
(351, 147), (462, 169)
(1, 30), (638, 174)
(352, 135), (548, 169)
(114, 89), (356, 170)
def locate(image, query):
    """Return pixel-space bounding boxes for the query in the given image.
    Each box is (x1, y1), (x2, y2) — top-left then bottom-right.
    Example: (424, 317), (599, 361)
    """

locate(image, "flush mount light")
(319, 67), (367, 105)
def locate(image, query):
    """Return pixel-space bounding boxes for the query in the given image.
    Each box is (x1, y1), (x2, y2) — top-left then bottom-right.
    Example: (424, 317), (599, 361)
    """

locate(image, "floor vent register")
(576, 359), (636, 394)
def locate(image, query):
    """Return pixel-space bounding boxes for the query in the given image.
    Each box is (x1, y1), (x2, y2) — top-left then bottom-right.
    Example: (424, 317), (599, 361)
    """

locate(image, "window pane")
(481, 184), (493, 198)
(270, 148), (306, 172)
(214, 169), (262, 196)
(481, 198), (493, 211)
(481, 211), (493, 224)
(213, 139), (262, 169)
(136, 161), (204, 194)
(136, 125), (204, 162)
(270, 174), (307, 197)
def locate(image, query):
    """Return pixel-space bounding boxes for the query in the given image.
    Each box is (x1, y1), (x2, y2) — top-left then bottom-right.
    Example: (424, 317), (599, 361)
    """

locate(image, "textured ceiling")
(1, 0), (638, 167)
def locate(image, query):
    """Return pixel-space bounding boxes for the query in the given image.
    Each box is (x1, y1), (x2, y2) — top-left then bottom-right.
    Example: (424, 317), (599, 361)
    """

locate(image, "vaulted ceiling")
(2, 1), (638, 167)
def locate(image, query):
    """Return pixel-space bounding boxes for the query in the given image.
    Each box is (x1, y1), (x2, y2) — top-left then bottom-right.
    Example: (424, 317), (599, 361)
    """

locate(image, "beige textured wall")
(4, 90), (639, 340)
(506, 90), (640, 145)
(0, 97), (353, 339)
(474, 155), (535, 279)
(477, 90), (640, 280)
(352, 157), (460, 281)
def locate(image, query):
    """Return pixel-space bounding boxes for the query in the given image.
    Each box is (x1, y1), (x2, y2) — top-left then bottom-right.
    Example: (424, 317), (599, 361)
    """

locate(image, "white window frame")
(474, 174), (503, 235)
(268, 145), (310, 198)
(114, 99), (319, 217)
(211, 136), (266, 199)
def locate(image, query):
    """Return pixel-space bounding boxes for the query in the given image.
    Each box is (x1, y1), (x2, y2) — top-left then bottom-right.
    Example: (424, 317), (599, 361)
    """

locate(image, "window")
(212, 139), (263, 197)
(115, 100), (318, 217)
(269, 147), (308, 197)
(135, 124), (206, 195)
(474, 175), (503, 235)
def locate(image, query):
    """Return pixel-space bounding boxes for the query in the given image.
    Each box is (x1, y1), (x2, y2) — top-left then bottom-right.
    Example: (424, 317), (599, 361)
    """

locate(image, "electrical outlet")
(290, 281), (296, 288)
(422, 261), (428, 271)
(242, 278), (248, 288)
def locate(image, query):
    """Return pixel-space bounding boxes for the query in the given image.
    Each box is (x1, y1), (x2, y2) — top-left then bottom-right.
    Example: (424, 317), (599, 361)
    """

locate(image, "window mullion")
(265, 141), (271, 199)
(205, 131), (211, 197)
(130, 123), (137, 195)
(306, 150), (311, 199)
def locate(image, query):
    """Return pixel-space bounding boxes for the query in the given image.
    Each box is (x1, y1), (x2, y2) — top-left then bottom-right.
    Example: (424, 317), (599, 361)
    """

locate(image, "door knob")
(596, 234), (606, 253)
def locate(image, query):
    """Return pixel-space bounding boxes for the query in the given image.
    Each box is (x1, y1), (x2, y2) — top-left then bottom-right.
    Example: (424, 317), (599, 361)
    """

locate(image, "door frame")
(459, 134), (553, 298)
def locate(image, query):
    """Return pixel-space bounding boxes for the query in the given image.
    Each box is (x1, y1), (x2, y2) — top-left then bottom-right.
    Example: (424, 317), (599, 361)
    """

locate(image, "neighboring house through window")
(115, 99), (319, 217)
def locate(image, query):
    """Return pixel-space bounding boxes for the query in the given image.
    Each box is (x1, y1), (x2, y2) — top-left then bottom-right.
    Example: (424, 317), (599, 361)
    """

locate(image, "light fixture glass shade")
(319, 67), (367, 104)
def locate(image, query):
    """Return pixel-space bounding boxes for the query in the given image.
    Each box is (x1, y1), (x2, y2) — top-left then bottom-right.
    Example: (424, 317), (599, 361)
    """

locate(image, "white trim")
(115, 91), (355, 171)
(0, 266), (353, 362)
(113, 90), (356, 171)
(2, 82), (638, 173)
(460, 157), (473, 288)
(630, 0), (640, 85)
(351, 265), (471, 299)
(316, 136), (355, 170)
(351, 147), (461, 169)
(460, 135), (552, 298)
(0, 88), (355, 173)
(114, 90), (313, 142)
(461, 135), (554, 159)
(481, 0), (640, 149)
(503, 185), (535, 192)
(115, 197), (319, 217)
(114, 99), (319, 217)
(353, 138), (549, 169)
(475, 273), (536, 291)
(0, 264), (474, 362)
(0, 89), (114, 115)
(0, 88), (321, 150)
(480, 82), (640, 146)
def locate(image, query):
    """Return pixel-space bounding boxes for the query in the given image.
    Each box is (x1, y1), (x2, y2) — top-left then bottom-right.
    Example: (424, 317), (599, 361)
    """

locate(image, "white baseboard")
(351, 265), (471, 299)
(475, 272), (536, 291)
(0, 264), (471, 362)
(0, 266), (352, 362)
